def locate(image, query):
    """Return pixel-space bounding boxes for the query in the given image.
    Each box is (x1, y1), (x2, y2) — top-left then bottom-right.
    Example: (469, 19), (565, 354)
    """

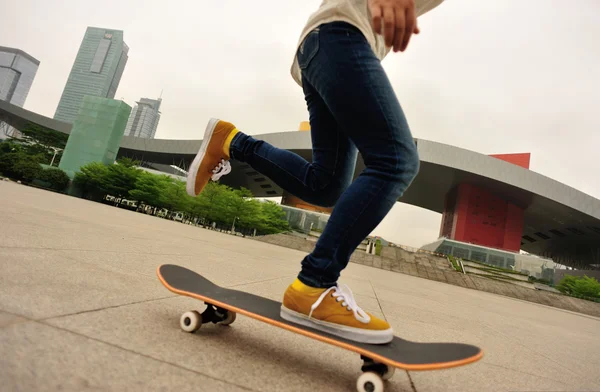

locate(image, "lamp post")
(231, 216), (238, 234)
(49, 147), (63, 167)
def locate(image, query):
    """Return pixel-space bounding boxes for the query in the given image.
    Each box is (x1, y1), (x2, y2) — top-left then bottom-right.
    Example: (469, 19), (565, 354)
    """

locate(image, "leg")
(229, 101), (357, 207)
(280, 22), (417, 344)
(186, 92), (356, 204)
(297, 22), (420, 287)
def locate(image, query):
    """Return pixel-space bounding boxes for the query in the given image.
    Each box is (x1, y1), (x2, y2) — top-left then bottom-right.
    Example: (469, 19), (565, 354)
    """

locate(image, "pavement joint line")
(0, 309), (34, 327)
(38, 295), (177, 322)
(34, 320), (259, 392)
(369, 280), (388, 322)
(406, 371), (417, 392)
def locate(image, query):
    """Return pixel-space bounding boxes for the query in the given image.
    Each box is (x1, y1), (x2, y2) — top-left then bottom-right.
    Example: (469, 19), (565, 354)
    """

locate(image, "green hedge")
(375, 239), (382, 256)
(556, 275), (600, 302)
(448, 255), (463, 273)
(36, 167), (70, 191)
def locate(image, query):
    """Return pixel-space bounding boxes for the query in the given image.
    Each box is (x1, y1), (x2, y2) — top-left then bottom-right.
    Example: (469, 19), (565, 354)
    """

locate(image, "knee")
(368, 141), (420, 186)
(306, 169), (349, 208)
(403, 144), (420, 183)
(316, 185), (345, 208)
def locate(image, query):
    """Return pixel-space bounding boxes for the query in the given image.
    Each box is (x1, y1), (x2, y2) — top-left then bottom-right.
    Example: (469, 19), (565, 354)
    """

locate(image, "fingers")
(370, 3), (383, 35)
(401, 6), (416, 51)
(383, 6), (396, 48)
(370, 0), (419, 53)
(393, 7), (405, 52)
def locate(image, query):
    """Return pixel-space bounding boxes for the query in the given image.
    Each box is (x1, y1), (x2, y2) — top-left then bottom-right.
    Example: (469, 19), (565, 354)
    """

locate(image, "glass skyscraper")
(53, 27), (129, 124)
(0, 46), (40, 106)
(124, 97), (162, 139)
(0, 46), (40, 138)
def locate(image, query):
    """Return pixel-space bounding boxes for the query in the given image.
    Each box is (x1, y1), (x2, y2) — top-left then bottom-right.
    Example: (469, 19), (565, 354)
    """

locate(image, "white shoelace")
(211, 159), (232, 181)
(308, 284), (371, 324)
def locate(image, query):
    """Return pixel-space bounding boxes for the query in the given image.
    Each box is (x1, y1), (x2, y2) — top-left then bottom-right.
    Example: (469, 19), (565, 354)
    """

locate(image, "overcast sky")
(2, 0), (599, 248)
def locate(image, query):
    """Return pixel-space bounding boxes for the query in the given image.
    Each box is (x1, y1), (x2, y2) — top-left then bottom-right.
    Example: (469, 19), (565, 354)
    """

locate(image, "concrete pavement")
(1, 181), (599, 391)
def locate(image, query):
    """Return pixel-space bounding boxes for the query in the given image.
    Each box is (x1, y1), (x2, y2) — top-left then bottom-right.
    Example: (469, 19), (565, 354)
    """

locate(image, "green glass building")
(53, 27), (129, 124)
(59, 96), (131, 178)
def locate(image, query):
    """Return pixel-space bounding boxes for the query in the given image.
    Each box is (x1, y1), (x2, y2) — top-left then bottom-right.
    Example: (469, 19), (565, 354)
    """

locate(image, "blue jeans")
(230, 22), (419, 288)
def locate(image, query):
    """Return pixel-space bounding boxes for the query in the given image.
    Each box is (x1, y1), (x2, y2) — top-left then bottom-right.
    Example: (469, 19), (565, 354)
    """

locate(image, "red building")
(439, 153), (531, 252)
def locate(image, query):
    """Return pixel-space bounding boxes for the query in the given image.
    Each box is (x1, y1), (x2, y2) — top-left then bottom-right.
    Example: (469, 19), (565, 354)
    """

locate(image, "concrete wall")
(256, 233), (600, 317)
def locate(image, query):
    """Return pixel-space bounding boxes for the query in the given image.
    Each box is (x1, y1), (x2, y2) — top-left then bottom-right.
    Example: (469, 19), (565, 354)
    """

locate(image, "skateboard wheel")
(381, 366), (395, 381)
(357, 372), (384, 392)
(219, 311), (236, 326)
(180, 311), (202, 332)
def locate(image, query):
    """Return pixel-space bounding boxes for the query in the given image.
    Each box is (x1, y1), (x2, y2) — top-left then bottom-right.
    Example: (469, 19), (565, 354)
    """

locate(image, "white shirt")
(291, 0), (445, 86)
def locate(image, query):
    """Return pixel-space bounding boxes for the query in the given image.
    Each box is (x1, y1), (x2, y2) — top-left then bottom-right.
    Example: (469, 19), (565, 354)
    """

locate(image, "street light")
(49, 147), (63, 167)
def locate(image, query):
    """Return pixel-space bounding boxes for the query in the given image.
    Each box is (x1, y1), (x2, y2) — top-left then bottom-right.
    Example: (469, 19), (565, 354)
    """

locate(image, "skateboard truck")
(179, 303), (237, 333)
(358, 355), (395, 392)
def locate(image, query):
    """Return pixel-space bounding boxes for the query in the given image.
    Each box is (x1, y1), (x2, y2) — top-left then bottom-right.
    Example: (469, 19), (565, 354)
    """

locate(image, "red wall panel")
(503, 204), (525, 250)
(440, 184), (524, 252)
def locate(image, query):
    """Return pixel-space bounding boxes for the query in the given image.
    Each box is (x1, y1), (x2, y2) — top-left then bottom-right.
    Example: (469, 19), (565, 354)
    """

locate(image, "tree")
(158, 178), (190, 213)
(0, 140), (47, 179)
(0, 152), (21, 177)
(73, 162), (110, 199)
(10, 124), (69, 166)
(102, 162), (142, 198)
(193, 182), (230, 223)
(18, 124), (68, 150)
(115, 157), (140, 168)
(256, 200), (290, 234)
(129, 172), (170, 209)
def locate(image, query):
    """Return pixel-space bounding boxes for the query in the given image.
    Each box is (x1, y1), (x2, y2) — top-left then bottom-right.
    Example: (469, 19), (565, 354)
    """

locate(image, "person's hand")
(368, 0), (419, 52)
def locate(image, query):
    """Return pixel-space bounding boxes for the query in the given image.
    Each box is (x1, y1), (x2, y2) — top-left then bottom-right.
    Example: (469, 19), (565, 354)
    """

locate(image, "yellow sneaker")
(280, 279), (393, 344)
(186, 118), (239, 197)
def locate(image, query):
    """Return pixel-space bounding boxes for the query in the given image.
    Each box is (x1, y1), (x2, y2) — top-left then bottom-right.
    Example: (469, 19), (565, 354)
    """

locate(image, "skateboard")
(157, 264), (483, 392)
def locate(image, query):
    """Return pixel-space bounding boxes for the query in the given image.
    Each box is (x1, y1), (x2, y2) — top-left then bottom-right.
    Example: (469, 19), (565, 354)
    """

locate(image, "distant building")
(54, 27), (129, 124)
(124, 97), (162, 139)
(0, 46), (40, 138)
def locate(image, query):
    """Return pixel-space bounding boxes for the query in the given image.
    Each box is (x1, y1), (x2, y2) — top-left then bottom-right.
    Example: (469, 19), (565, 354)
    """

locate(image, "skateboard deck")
(157, 264), (483, 390)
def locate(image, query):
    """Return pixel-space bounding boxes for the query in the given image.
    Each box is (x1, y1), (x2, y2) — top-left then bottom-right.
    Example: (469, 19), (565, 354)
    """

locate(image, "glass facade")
(0, 47), (40, 138)
(280, 205), (329, 234)
(124, 97), (162, 139)
(58, 96), (131, 178)
(0, 47), (39, 106)
(421, 238), (557, 280)
(54, 28), (129, 124)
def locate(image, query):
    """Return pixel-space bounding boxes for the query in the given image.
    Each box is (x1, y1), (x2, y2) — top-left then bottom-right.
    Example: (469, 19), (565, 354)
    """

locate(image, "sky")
(2, 0), (599, 248)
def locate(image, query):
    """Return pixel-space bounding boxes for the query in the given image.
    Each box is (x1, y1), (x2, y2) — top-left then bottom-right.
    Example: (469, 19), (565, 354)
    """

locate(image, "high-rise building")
(124, 97), (162, 139)
(0, 46), (40, 138)
(0, 46), (39, 106)
(54, 27), (129, 124)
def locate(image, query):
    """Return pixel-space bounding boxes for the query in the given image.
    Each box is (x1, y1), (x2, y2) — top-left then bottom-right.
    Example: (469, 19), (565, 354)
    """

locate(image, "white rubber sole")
(280, 306), (394, 344)
(186, 118), (220, 197)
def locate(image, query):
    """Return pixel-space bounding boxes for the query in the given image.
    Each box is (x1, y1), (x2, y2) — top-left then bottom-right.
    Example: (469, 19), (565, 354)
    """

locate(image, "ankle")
(222, 128), (240, 158)
(292, 278), (325, 294)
